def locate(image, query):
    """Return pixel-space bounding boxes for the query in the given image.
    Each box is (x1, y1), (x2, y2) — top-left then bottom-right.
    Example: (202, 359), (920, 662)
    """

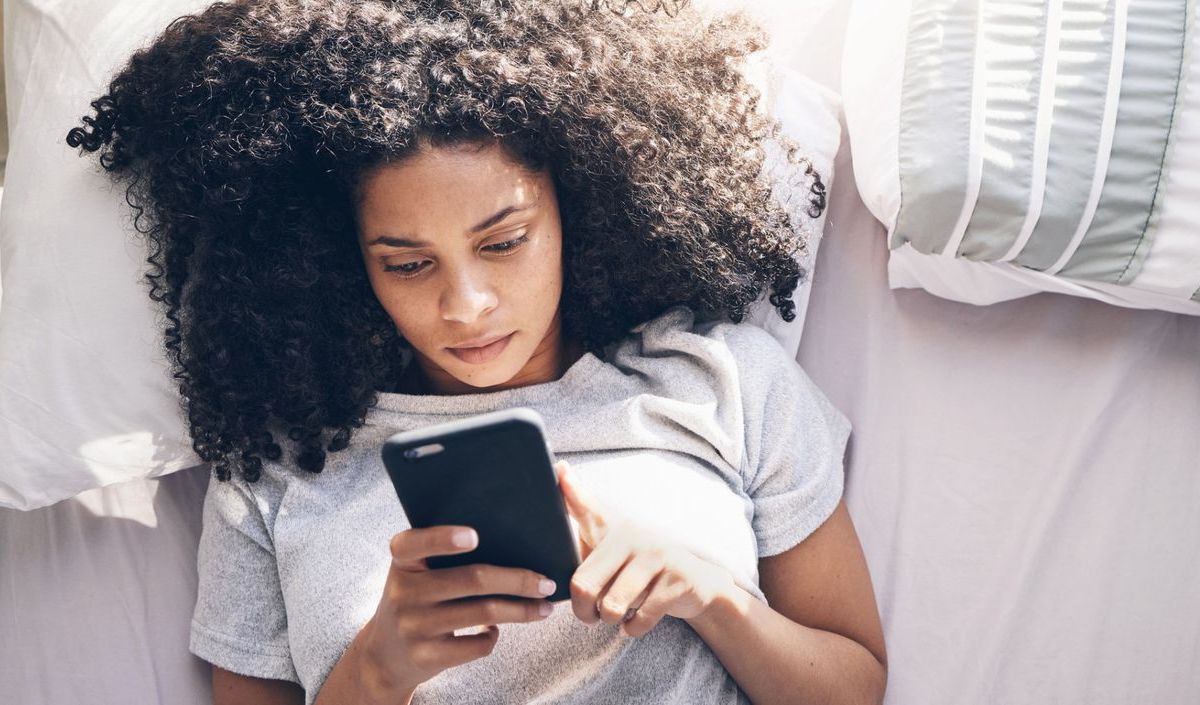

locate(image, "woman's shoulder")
(612, 305), (800, 382)
(597, 306), (808, 427)
(202, 425), (390, 542)
(606, 306), (847, 481)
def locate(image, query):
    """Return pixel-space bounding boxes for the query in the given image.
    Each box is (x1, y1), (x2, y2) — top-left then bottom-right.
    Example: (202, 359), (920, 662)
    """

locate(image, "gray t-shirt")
(189, 306), (850, 704)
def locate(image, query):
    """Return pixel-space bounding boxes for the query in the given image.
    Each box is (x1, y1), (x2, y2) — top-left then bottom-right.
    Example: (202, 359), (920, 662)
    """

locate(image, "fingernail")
(538, 579), (556, 596)
(452, 529), (477, 548)
(538, 602), (553, 617)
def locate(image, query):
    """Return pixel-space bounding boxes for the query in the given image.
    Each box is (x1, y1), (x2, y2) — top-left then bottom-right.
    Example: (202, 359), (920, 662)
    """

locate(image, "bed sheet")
(0, 465), (212, 703)
(798, 141), (1200, 704)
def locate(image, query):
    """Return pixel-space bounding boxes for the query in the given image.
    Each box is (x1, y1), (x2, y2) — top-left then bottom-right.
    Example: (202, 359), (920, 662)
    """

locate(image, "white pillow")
(745, 62), (841, 354)
(0, 0), (211, 510)
(697, 0), (843, 353)
(843, 0), (1200, 315)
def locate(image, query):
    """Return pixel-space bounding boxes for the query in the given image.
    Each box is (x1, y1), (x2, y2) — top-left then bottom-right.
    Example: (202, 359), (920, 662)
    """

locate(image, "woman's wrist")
(685, 578), (754, 634)
(358, 618), (419, 704)
(316, 618), (417, 705)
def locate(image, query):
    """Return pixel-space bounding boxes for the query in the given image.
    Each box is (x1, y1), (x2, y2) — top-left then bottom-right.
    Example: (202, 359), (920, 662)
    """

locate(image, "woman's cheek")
(377, 278), (436, 349)
(527, 236), (564, 299)
(492, 245), (557, 312)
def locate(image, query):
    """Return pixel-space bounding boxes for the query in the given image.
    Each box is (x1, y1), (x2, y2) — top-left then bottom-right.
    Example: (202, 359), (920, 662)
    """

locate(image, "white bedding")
(2, 1), (1199, 703)
(802, 141), (1200, 704)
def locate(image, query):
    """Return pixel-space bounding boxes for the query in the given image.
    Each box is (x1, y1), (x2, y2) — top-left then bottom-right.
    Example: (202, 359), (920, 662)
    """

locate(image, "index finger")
(557, 462), (607, 547)
(390, 526), (479, 571)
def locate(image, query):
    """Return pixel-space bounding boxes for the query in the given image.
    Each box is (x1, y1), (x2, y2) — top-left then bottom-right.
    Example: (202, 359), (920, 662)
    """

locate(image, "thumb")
(557, 461), (606, 547)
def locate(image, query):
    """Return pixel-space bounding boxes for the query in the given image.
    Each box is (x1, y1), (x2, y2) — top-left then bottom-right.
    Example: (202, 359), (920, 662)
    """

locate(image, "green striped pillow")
(844, 0), (1200, 314)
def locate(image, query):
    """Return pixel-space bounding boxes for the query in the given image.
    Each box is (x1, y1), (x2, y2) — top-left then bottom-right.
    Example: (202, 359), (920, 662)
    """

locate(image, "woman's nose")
(440, 271), (498, 324)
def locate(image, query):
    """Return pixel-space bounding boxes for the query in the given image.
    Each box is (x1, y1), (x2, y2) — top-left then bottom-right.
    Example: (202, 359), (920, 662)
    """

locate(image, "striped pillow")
(843, 0), (1200, 314)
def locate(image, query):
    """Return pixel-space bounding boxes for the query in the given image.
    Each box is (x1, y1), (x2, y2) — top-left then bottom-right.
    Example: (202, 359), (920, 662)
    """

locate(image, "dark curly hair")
(67, 0), (826, 482)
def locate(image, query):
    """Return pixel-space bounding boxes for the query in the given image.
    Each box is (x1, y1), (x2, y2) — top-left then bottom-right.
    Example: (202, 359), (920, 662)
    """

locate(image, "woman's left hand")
(556, 461), (737, 637)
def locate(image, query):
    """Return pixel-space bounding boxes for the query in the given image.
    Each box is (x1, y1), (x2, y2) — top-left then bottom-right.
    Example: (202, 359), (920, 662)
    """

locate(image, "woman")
(68, 1), (886, 703)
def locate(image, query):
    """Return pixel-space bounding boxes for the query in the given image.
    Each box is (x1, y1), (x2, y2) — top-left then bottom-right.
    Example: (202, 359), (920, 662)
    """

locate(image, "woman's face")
(356, 141), (565, 393)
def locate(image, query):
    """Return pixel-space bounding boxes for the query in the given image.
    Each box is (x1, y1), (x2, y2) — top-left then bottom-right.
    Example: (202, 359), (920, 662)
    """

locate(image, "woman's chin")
(442, 359), (526, 392)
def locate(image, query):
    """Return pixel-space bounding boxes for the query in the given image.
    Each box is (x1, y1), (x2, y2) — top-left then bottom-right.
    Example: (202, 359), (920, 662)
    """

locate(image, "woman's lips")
(447, 332), (515, 364)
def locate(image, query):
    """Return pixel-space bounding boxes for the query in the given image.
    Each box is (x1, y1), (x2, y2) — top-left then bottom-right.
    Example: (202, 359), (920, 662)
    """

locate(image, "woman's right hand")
(319, 525), (557, 704)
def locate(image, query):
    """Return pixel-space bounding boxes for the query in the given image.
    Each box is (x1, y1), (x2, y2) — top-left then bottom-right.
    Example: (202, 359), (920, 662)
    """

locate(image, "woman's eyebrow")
(367, 199), (540, 248)
(469, 202), (534, 233)
(366, 234), (426, 248)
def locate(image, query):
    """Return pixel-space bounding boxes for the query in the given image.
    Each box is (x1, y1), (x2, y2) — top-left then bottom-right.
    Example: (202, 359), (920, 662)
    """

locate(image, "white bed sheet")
(0, 465), (212, 703)
(798, 141), (1200, 704)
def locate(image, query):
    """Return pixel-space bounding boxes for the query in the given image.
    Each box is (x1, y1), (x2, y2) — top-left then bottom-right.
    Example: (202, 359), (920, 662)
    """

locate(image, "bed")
(2, 1), (1198, 703)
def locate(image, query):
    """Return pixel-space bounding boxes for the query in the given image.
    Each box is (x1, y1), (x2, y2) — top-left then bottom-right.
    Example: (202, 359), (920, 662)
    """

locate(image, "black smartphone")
(381, 408), (579, 602)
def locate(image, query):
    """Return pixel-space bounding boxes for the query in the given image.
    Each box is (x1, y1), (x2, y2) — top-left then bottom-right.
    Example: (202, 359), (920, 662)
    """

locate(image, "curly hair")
(67, 0), (826, 482)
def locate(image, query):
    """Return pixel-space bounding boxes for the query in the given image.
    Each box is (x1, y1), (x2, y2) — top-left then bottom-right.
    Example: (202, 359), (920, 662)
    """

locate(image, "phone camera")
(402, 443), (445, 461)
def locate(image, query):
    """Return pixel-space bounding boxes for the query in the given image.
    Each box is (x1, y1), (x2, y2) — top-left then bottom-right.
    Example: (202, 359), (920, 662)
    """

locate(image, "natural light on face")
(355, 141), (565, 392)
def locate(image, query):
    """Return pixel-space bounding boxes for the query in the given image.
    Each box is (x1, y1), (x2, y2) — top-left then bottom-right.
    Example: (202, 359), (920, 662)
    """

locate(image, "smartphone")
(381, 408), (579, 602)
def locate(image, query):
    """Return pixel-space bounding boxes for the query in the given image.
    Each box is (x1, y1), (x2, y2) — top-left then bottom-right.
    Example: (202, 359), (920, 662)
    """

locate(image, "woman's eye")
(383, 260), (430, 278)
(483, 234), (528, 254)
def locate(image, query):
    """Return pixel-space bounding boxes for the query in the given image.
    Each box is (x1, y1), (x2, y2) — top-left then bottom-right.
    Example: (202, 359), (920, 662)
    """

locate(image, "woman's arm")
(559, 464), (885, 703)
(685, 500), (887, 705)
(212, 666), (305, 705)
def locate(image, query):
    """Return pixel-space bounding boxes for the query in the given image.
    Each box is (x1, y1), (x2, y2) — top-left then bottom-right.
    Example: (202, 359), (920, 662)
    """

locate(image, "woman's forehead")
(357, 143), (550, 239)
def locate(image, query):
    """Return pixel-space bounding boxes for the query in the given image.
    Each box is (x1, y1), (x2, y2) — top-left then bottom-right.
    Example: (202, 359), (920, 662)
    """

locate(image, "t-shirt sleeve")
(728, 325), (851, 558)
(189, 472), (300, 684)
